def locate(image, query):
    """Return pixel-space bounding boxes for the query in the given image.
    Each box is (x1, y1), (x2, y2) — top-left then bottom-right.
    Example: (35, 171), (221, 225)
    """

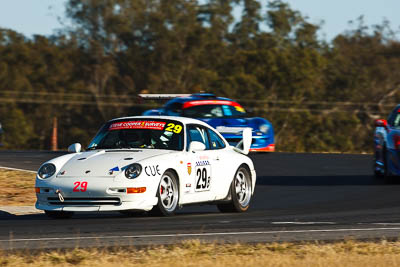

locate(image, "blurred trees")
(0, 0), (400, 152)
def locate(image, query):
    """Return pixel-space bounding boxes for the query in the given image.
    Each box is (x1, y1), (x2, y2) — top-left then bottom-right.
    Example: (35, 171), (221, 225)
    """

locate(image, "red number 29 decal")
(73, 181), (88, 192)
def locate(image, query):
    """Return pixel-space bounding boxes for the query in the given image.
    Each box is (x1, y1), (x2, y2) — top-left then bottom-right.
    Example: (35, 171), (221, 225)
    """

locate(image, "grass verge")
(0, 169), (36, 206)
(1, 240), (400, 266)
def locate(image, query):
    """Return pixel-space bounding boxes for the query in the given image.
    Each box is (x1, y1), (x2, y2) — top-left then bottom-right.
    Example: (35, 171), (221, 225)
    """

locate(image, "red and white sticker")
(109, 121), (166, 131)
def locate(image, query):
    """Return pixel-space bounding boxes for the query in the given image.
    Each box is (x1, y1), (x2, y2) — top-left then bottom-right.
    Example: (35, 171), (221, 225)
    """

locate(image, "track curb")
(0, 206), (43, 217)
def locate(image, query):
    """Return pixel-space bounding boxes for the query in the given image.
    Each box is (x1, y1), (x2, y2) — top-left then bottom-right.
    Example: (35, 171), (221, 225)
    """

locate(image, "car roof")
(166, 93), (236, 104)
(109, 115), (212, 127)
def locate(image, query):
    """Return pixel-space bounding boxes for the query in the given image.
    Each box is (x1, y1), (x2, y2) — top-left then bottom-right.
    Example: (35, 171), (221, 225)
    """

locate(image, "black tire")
(382, 147), (397, 184)
(217, 166), (252, 213)
(151, 171), (179, 216)
(44, 210), (74, 219)
(374, 151), (384, 179)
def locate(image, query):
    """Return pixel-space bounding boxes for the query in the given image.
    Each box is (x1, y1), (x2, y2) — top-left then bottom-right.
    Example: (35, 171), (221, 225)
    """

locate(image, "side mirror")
(68, 143), (82, 153)
(375, 119), (388, 128)
(189, 141), (206, 152)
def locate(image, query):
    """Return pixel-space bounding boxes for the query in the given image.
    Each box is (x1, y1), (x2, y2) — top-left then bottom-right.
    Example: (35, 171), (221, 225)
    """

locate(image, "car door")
(182, 124), (219, 203)
(203, 127), (232, 199)
(385, 107), (400, 171)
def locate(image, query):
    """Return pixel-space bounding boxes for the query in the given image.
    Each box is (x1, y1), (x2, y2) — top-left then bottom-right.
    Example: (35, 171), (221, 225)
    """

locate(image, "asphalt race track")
(1, 151), (400, 250)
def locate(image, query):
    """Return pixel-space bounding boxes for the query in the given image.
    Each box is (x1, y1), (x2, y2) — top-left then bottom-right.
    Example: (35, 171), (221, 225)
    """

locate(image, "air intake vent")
(47, 197), (121, 206)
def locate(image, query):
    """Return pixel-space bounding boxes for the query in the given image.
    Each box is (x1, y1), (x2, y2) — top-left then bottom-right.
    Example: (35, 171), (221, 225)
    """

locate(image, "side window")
(393, 114), (400, 128)
(388, 107), (400, 126)
(187, 125), (210, 150)
(207, 128), (226, 149)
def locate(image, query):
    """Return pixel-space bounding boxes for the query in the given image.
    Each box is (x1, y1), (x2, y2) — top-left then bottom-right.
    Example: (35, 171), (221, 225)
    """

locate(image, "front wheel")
(44, 210), (74, 219)
(217, 166), (252, 213)
(151, 171), (179, 216)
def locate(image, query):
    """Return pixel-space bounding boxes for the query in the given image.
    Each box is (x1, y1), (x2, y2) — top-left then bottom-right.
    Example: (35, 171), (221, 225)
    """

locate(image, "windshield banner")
(109, 121), (166, 131)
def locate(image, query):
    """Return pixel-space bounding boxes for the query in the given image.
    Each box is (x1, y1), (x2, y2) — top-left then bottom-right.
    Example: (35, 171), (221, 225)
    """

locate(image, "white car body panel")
(35, 116), (256, 213)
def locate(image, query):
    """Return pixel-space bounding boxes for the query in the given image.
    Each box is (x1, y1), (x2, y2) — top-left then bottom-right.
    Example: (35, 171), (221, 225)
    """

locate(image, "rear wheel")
(380, 147), (396, 184)
(374, 149), (384, 178)
(44, 210), (74, 219)
(151, 171), (179, 216)
(217, 166), (252, 213)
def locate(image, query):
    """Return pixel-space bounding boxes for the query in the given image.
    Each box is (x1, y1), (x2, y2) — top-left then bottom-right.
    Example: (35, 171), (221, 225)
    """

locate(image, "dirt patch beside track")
(0, 169), (36, 206)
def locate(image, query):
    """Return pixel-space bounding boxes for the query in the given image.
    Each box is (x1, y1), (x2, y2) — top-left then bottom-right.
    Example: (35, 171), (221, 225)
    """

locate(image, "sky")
(0, 0), (67, 36)
(0, 0), (399, 41)
(284, 0), (400, 40)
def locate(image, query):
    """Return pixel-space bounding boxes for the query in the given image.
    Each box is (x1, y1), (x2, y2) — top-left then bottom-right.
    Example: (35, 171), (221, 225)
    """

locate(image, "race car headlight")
(259, 124), (270, 133)
(38, 163), (56, 179)
(125, 163), (142, 179)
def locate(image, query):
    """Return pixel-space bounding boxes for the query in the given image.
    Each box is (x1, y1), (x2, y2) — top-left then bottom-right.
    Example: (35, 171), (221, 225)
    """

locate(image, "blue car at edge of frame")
(374, 104), (400, 182)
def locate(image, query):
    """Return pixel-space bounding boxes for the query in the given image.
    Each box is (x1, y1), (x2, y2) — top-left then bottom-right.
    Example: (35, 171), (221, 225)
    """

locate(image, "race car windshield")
(87, 119), (184, 151)
(183, 104), (246, 118)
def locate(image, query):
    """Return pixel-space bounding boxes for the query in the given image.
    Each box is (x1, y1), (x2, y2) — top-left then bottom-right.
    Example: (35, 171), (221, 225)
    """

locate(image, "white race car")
(35, 116), (256, 218)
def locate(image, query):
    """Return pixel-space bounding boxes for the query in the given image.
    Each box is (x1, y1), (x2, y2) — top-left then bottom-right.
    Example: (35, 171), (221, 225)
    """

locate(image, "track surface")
(1, 151), (400, 249)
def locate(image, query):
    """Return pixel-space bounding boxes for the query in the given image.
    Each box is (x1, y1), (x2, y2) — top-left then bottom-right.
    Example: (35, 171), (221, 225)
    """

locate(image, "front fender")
(35, 153), (79, 183)
(248, 117), (273, 132)
(135, 153), (185, 199)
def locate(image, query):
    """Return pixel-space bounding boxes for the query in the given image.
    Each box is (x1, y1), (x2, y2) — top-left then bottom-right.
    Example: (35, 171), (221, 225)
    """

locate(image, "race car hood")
(200, 117), (270, 134)
(57, 149), (171, 178)
(201, 117), (249, 128)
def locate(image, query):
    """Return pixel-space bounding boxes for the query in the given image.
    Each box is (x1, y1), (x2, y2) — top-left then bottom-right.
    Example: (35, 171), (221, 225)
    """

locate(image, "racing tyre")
(217, 166), (252, 213)
(374, 151), (384, 179)
(382, 148), (397, 184)
(151, 171), (179, 216)
(44, 210), (74, 219)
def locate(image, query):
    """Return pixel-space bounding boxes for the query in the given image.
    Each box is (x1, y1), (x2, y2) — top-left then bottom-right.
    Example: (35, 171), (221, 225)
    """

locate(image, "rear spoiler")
(232, 128), (252, 155)
(138, 94), (191, 100)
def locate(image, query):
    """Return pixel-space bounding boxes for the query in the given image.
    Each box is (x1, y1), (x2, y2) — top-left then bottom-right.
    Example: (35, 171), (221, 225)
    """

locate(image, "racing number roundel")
(195, 161), (211, 192)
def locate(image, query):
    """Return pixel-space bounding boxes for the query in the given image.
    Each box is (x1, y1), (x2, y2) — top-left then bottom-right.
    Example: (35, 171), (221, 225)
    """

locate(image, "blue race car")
(143, 93), (275, 152)
(374, 104), (400, 181)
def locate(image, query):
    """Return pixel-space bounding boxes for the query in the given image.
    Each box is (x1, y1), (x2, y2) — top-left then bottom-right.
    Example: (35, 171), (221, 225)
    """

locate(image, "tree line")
(0, 0), (399, 152)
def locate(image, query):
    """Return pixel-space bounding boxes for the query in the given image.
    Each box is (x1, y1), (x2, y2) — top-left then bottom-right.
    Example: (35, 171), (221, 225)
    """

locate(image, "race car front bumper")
(35, 196), (158, 212)
(35, 177), (159, 212)
(249, 143), (275, 152)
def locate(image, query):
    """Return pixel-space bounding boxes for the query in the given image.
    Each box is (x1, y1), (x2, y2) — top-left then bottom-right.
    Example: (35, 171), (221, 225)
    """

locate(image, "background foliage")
(1, 0), (400, 152)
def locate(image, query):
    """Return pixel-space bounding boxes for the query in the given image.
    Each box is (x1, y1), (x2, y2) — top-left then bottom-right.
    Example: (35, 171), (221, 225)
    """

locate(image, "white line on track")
(0, 166), (36, 173)
(2, 227), (400, 243)
(371, 223), (400, 226)
(271, 222), (336, 225)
